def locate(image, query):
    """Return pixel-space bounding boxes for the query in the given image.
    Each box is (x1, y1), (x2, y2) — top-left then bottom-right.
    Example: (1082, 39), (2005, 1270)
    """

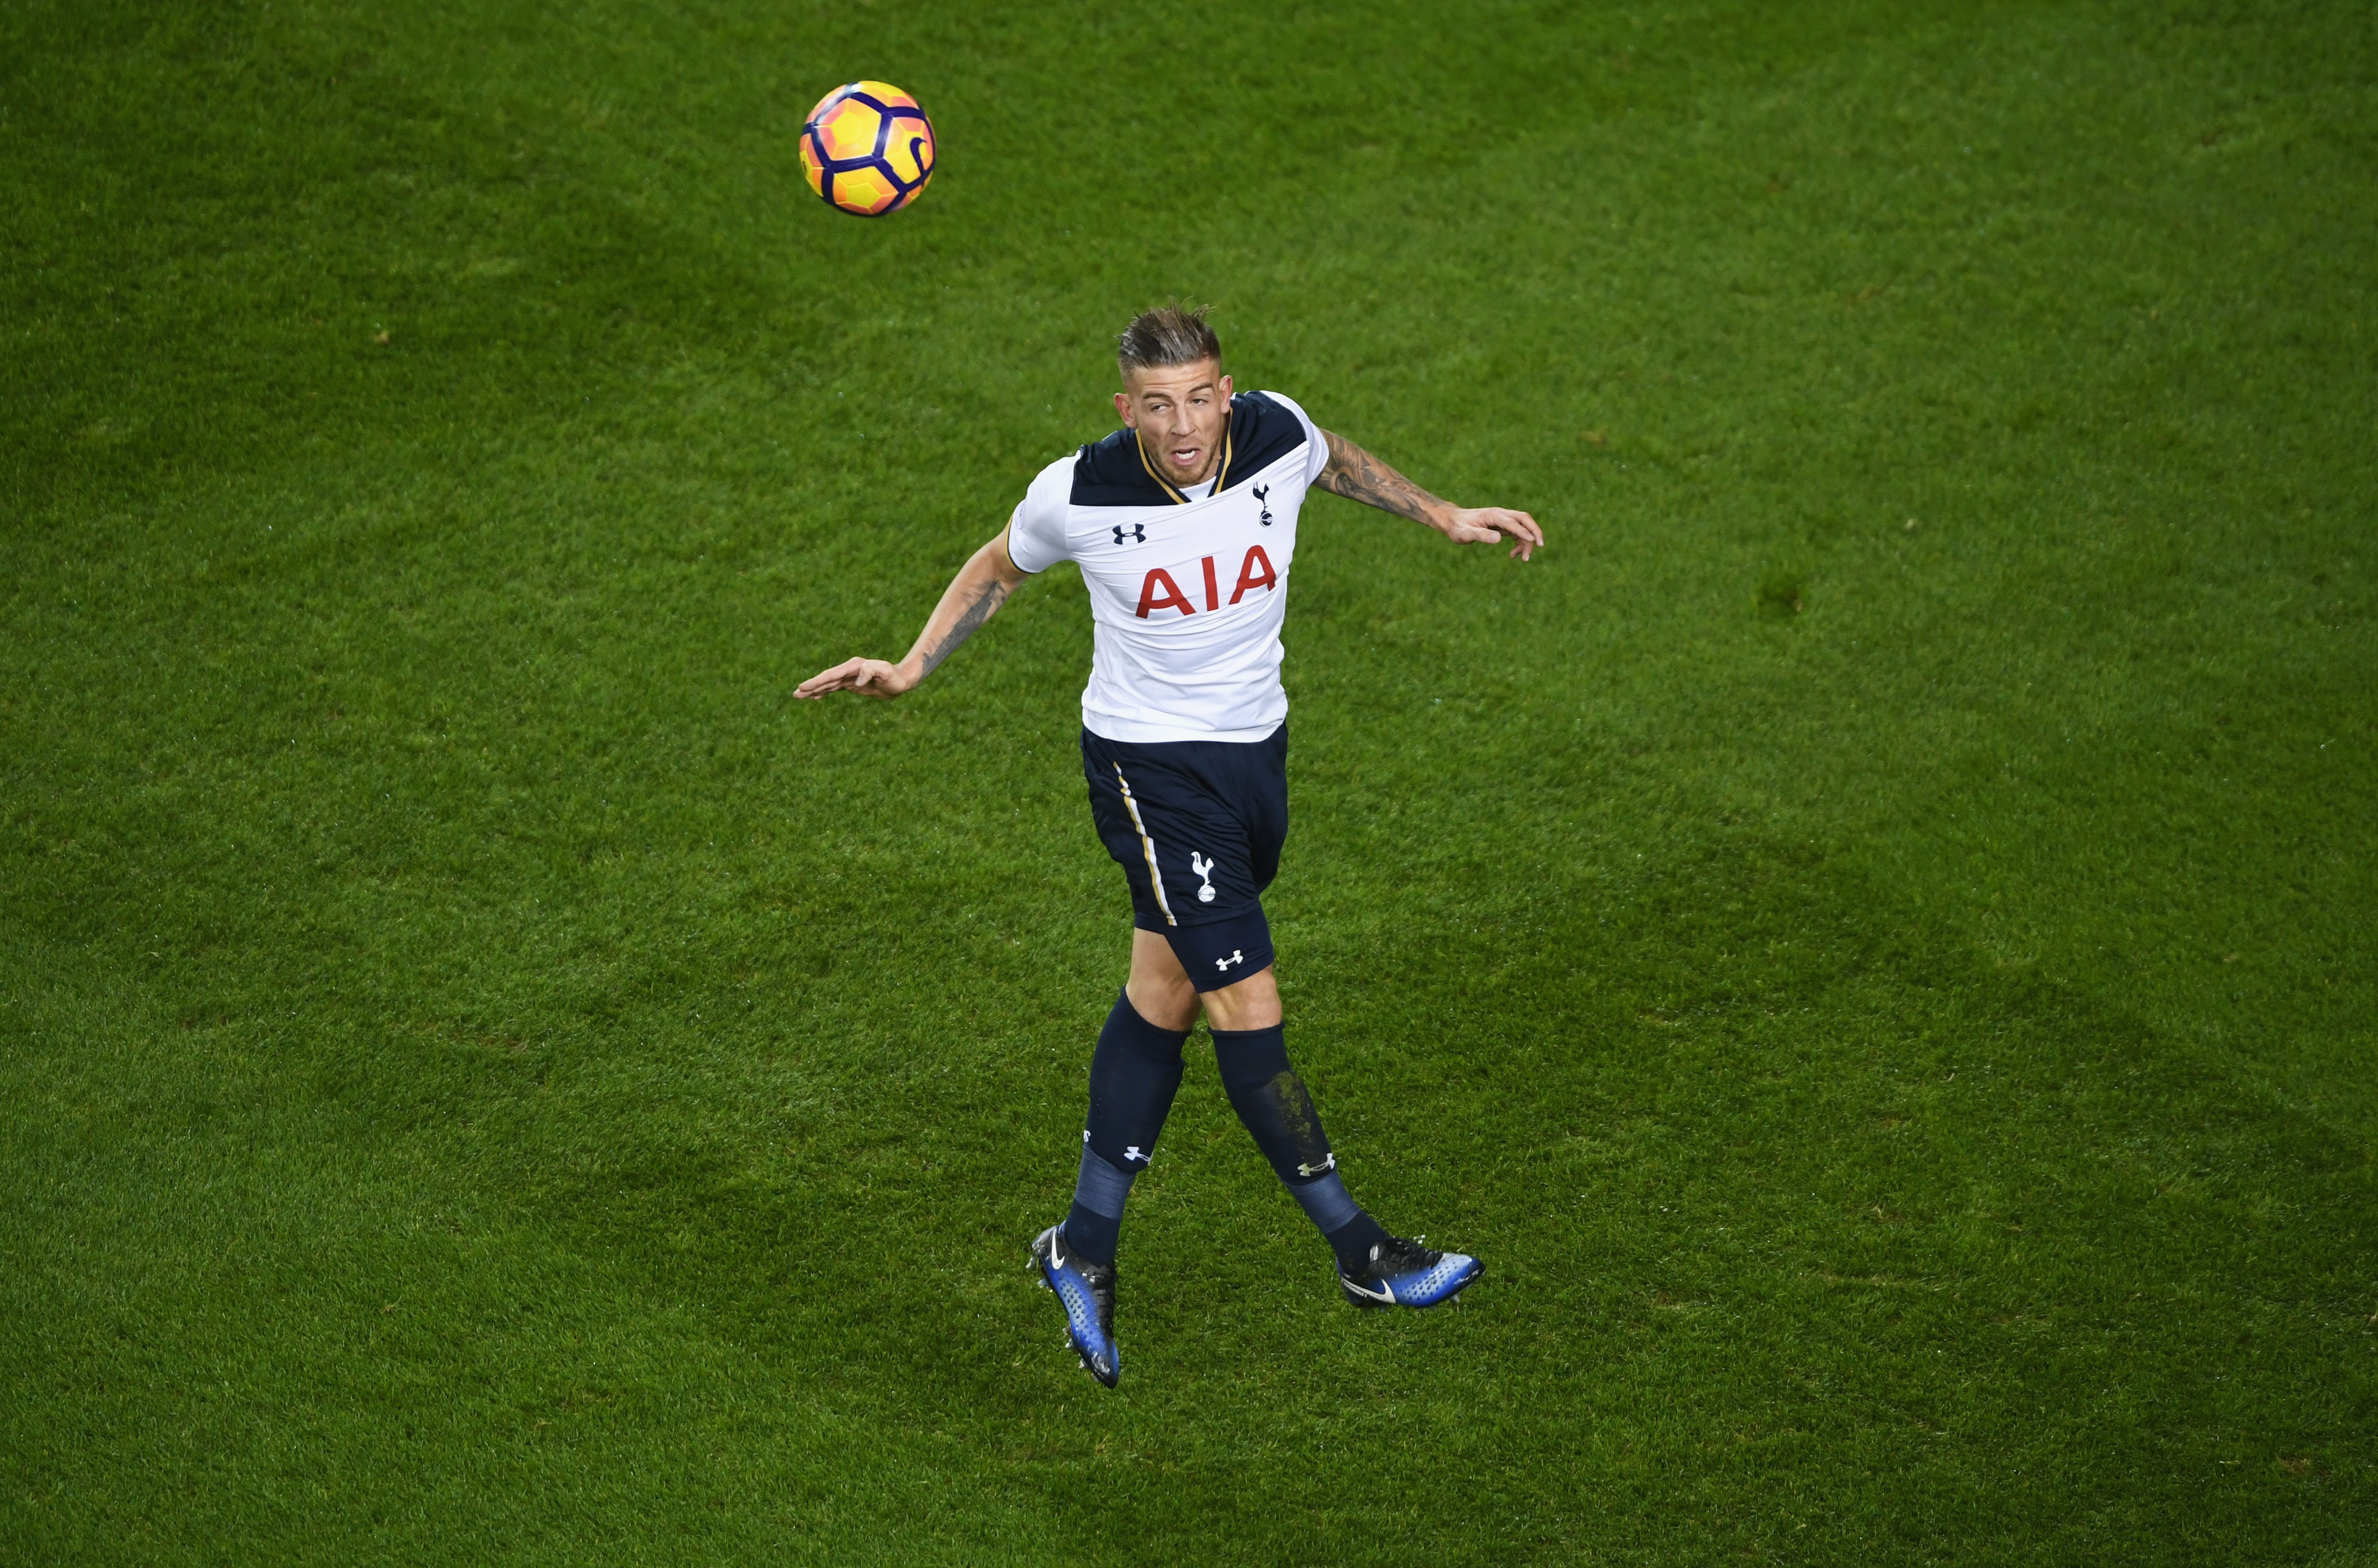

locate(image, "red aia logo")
(1136, 546), (1277, 619)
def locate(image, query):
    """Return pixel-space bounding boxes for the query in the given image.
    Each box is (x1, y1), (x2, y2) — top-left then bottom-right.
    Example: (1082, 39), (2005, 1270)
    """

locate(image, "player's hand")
(1443, 506), (1543, 561)
(794, 656), (920, 700)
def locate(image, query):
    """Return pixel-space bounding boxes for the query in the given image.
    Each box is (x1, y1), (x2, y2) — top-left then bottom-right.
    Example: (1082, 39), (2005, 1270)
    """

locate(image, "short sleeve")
(1258, 390), (1332, 486)
(1004, 456), (1077, 575)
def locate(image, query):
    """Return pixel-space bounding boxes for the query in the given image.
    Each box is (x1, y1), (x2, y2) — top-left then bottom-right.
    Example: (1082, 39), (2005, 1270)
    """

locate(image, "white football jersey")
(1007, 390), (1331, 745)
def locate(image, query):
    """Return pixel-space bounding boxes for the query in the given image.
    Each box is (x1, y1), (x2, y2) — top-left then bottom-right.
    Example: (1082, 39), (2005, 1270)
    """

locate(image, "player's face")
(1116, 360), (1234, 488)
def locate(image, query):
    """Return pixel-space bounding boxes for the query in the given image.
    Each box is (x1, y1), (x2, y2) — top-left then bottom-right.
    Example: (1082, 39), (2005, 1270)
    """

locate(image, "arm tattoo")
(1317, 430), (1449, 526)
(919, 579), (1010, 677)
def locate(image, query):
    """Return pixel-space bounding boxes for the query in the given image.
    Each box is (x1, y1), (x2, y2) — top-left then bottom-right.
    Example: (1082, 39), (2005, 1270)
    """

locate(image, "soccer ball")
(800, 81), (936, 217)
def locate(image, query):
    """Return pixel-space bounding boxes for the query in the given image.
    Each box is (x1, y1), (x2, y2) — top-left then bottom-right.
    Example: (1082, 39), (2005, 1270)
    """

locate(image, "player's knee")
(1125, 973), (1197, 1033)
(1198, 966), (1281, 1032)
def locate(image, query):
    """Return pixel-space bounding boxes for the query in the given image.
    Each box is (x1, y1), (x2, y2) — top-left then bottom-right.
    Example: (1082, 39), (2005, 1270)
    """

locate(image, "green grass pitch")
(4, 0), (2374, 1561)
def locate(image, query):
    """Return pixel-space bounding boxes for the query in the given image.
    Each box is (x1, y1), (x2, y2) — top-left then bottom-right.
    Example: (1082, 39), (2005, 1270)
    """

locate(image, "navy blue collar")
(1070, 391), (1308, 508)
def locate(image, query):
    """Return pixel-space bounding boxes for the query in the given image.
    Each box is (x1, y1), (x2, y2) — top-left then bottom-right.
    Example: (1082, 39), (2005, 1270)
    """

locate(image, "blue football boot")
(1032, 1224), (1120, 1387)
(1339, 1234), (1482, 1310)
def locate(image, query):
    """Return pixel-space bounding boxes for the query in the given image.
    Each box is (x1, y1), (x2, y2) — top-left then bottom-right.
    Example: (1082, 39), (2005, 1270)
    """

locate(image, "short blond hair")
(1117, 304), (1221, 377)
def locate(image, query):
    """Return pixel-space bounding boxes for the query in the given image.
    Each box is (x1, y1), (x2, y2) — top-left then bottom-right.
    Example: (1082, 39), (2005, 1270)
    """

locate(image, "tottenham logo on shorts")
(1112, 522), (1146, 545)
(1214, 948), (1245, 973)
(1253, 484), (1272, 526)
(1189, 852), (1218, 903)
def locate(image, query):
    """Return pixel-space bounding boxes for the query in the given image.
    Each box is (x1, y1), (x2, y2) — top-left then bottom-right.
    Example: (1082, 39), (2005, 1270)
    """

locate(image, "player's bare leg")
(1124, 928), (1277, 1033)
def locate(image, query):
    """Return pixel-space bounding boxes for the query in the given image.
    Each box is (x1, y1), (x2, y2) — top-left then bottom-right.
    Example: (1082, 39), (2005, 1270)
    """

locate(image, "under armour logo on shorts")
(1214, 948), (1244, 973)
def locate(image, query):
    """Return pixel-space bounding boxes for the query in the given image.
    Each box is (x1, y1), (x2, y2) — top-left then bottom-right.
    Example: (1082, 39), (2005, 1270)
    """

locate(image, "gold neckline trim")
(1133, 420), (1234, 504)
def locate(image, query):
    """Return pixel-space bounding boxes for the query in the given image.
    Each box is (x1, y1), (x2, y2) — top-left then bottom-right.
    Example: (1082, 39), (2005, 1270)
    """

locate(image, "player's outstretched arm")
(1315, 428), (1543, 561)
(794, 527), (1028, 700)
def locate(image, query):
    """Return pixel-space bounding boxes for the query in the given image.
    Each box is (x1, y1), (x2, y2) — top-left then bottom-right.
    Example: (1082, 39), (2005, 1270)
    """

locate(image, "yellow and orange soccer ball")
(800, 81), (935, 217)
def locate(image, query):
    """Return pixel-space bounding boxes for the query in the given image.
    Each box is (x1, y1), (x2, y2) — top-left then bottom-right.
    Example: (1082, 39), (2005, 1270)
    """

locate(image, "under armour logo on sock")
(1214, 948), (1244, 973)
(1296, 1154), (1337, 1177)
(1123, 1145), (1148, 1164)
(1190, 852), (1217, 903)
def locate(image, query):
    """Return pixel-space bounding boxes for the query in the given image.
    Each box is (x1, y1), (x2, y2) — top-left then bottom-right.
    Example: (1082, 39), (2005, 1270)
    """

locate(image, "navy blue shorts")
(1082, 724), (1287, 991)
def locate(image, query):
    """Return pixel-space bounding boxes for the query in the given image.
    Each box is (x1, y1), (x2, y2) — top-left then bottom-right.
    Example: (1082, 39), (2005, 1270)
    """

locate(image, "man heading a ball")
(796, 306), (1542, 1386)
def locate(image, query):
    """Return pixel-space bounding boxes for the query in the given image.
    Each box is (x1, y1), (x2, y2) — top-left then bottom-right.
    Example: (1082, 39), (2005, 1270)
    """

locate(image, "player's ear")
(1114, 389), (1135, 426)
(1218, 373), (1233, 401)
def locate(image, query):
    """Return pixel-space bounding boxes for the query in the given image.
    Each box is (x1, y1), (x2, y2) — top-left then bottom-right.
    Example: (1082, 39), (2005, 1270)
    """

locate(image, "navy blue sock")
(1323, 1209), (1391, 1275)
(1061, 1145), (1134, 1266)
(1210, 1022), (1385, 1268)
(1060, 989), (1188, 1266)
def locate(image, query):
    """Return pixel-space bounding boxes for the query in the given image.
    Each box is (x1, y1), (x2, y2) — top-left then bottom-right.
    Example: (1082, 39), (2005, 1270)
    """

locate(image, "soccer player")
(796, 306), (1542, 1387)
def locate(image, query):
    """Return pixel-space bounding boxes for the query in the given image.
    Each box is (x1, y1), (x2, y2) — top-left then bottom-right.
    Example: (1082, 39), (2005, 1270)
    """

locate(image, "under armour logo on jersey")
(1190, 852), (1218, 903)
(1112, 523), (1146, 545)
(1253, 484), (1272, 526)
(1214, 948), (1245, 973)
